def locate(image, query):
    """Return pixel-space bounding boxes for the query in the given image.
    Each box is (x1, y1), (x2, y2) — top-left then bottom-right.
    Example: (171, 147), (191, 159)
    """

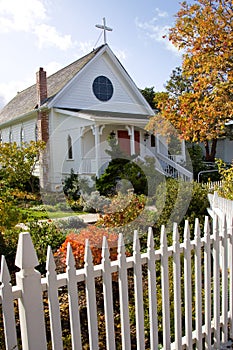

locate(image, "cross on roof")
(95, 17), (113, 44)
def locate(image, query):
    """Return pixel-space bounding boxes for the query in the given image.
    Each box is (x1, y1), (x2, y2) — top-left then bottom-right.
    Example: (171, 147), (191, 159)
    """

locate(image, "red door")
(117, 130), (140, 156)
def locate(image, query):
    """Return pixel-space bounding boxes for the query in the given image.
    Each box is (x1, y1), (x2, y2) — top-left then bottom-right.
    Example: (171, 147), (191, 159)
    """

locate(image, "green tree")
(0, 140), (45, 191)
(140, 86), (156, 109)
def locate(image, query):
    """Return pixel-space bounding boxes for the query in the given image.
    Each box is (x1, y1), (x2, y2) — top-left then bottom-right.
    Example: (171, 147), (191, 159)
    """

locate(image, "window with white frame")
(35, 124), (38, 141)
(9, 130), (13, 143)
(20, 127), (25, 145)
(67, 134), (73, 159)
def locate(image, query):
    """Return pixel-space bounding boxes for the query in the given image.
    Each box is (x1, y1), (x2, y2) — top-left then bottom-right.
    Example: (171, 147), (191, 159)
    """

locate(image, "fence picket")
(194, 218), (203, 349)
(213, 214), (221, 348)
(160, 225), (171, 350)
(221, 215), (229, 343)
(0, 256), (18, 350)
(15, 232), (47, 350)
(147, 227), (159, 349)
(46, 246), (63, 350)
(172, 223), (182, 349)
(101, 236), (116, 350)
(118, 233), (131, 350)
(230, 217), (233, 338)
(133, 230), (145, 350)
(184, 221), (193, 348)
(66, 243), (82, 350)
(204, 216), (212, 348)
(1, 209), (233, 349)
(84, 240), (99, 350)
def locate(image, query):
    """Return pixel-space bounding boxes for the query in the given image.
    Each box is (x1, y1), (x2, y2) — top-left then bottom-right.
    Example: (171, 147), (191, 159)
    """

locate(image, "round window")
(92, 75), (113, 102)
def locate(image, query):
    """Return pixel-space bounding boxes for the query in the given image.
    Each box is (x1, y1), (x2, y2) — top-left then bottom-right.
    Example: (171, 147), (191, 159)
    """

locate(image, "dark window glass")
(68, 135), (73, 159)
(92, 76), (113, 102)
(151, 134), (156, 147)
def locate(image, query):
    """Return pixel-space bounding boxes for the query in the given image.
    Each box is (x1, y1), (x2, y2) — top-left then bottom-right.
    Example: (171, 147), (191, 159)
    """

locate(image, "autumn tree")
(148, 0), (233, 161)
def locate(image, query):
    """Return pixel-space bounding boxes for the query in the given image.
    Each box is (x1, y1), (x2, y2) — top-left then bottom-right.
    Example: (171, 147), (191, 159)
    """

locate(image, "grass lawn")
(20, 208), (87, 221)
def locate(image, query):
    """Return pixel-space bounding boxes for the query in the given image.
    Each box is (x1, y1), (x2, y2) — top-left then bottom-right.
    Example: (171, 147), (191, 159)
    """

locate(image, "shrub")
(55, 226), (119, 269)
(216, 159), (233, 199)
(97, 192), (146, 228)
(55, 216), (87, 231)
(154, 178), (209, 239)
(82, 191), (111, 213)
(63, 169), (80, 200)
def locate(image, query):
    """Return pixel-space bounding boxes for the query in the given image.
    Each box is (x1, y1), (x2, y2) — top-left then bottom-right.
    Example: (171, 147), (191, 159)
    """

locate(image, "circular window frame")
(92, 75), (114, 102)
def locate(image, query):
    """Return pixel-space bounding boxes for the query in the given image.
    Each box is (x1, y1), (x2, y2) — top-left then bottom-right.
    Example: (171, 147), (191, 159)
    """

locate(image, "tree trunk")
(204, 139), (217, 162)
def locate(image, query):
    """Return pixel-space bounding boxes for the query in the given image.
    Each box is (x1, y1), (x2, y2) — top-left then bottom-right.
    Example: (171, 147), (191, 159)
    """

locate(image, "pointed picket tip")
(84, 239), (93, 265)
(46, 246), (56, 272)
(204, 216), (210, 234)
(15, 232), (39, 269)
(172, 222), (179, 245)
(118, 233), (125, 253)
(66, 242), (75, 267)
(184, 220), (190, 242)
(160, 225), (167, 248)
(194, 218), (201, 239)
(147, 227), (154, 250)
(133, 230), (140, 252)
(102, 235), (110, 259)
(0, 255), (11, 284)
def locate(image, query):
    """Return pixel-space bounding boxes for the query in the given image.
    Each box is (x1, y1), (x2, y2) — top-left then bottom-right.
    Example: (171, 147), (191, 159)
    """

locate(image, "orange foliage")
(147, 0), (233, 151)
(55, 225), (119, 268)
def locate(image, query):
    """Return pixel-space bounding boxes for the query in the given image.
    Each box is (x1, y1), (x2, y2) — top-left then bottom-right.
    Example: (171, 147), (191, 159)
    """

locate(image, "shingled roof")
(0, 45), (105, 125)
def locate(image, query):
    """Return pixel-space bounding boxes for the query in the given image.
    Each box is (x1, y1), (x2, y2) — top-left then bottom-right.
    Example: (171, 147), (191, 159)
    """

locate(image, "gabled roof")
(0, 44), (105, 125)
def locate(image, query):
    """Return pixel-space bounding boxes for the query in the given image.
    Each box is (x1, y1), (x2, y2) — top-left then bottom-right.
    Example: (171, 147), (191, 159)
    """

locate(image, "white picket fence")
(0, 214), (233, 349)
(208, 191), (233, 219)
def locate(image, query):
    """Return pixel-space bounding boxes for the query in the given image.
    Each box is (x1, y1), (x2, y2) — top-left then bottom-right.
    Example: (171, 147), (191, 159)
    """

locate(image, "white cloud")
(0, 0), (47, 33)
(114, 49), (127, 62)
(78, 41), (95, 55)
(0, 77), (34, 107)
(34, 24), (74, 50)
(45, 61), (64, 76)
(154, 8), (169, 18)
(135, 8), (182, 56)
(0, 0), (75, 50)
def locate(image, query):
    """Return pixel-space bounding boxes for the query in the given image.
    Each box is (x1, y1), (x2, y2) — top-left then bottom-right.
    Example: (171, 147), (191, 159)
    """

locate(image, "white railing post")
(15, 232), (47, 350)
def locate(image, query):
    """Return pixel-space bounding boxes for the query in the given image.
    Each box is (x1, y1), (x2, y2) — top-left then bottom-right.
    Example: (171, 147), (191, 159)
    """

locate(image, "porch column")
(126, 125), (135, 155)
(91, 125), (104, 177)
(80, 126), (86, 173)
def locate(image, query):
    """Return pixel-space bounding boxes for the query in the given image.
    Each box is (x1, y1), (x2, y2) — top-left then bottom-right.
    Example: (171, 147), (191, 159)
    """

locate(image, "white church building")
(0, 43), (192, 190)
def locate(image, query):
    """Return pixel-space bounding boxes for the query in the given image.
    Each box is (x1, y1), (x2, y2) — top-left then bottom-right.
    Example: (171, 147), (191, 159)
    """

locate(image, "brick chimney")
(36, 67), (50, 189)
(36, 67), (47, 106)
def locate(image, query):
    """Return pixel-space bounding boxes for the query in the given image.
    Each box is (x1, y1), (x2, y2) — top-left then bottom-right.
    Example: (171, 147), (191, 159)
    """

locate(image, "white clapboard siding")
(1, 212), (233, 349)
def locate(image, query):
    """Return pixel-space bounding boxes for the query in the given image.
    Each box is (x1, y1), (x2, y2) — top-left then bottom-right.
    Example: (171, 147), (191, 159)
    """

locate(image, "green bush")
(154, 178), (209, 239)
(216, 159), (233, 199)
(1, 221), (66, 276)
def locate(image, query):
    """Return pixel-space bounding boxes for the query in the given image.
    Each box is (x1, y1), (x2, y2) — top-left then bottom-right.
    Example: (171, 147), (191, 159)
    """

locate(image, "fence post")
(15, 232), (47, 350)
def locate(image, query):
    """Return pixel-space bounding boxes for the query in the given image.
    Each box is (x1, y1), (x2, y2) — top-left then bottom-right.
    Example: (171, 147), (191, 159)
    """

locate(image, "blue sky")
(0, 0), (190, 109)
